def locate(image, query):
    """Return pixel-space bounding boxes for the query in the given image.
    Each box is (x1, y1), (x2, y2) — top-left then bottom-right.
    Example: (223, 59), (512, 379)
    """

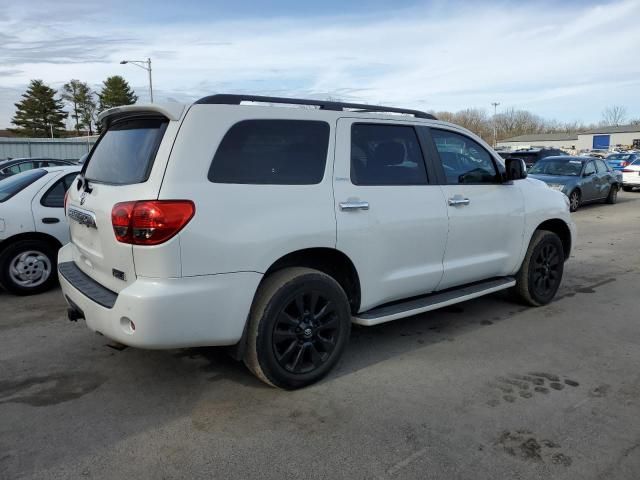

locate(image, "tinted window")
(350, 124), (427, 186)
(0, 169), (47, 202)
(41, 173), (78, 208)
(85, 118), (168, 185)
(210, 120), (329, 185)
(595, 160), (609, 173)
(529, 159), (584, 176)
(7, 161), (34, 174)
(584, 162), (596, 175)
(431, 129), (498, 184)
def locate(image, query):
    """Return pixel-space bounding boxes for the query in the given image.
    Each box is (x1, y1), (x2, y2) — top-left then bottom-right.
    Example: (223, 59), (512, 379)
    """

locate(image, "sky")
(0, 0), (639, 129)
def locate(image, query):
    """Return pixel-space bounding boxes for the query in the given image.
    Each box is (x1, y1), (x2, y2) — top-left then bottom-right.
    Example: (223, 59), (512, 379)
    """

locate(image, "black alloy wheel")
(273, 291), (339, 374)
(531, 242), (562, 300)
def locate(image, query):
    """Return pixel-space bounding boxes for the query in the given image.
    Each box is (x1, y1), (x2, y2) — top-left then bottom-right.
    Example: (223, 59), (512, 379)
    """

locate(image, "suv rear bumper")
(58, 244), (262, 349)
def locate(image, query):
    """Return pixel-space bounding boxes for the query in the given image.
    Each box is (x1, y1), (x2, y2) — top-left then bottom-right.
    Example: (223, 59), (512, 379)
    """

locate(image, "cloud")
(0, 0), (639, 127)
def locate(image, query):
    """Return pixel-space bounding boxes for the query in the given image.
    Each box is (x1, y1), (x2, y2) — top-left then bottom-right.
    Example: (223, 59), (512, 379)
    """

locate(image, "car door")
(426, 127), (525, 290)
(595, 159), (613, 197)
(333, 119), (449, 312)
(31, 172), (78, 245)
(581, 161), (598, 201)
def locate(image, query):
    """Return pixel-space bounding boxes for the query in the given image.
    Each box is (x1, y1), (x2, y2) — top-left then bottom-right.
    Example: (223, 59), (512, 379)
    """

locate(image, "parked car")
(59, 95), (575, 389)
(498, 148), (567, 168)
(0, 157), (75, 180)
(0, 166), (80, 294)
(621, 158), (640, 191)
(583, 149), (609, 159)
(606, 152), (638, 171)
(528, 156), (620, 212)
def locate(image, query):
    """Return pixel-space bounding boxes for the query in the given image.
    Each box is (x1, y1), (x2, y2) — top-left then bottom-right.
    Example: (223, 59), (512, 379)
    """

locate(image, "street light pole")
(120, 58), (153, 103)
(491, 101), (500, 147)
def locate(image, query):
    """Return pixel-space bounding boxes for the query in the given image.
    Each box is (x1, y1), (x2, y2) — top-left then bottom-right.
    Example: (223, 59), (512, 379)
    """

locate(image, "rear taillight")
(621, 161), (628, 167)
(64, 190), (69, 214)
(111, 200), (195, 245)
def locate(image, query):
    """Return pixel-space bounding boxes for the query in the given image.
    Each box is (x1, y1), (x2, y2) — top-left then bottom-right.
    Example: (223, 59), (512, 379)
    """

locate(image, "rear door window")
(209, 120), (330, 185)
(84, 117), (168, 185)
(0, 169), (47, 202)
(41, 173), (78, 207)
(595, 160), (609, 173)
(350, 123), (427, 186)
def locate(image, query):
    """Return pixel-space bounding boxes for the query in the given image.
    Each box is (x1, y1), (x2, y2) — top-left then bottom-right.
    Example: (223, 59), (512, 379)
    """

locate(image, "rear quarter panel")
(159, 104), (338, 276)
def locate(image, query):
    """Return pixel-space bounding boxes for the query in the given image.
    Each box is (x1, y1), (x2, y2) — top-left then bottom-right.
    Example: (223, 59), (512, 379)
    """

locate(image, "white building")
(498, 124), (640, 152)
(497, 133), (578, 150)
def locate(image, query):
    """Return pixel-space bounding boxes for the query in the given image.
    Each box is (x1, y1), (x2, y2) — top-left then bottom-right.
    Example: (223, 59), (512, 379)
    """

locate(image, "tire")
(243, 267), (351, 389)
(622, 186), (633, 192)
(0, 239), (58, 295)
(514, 230), (564, 307)
(568, 189), (580, 212)
(605, 185), (618, 204)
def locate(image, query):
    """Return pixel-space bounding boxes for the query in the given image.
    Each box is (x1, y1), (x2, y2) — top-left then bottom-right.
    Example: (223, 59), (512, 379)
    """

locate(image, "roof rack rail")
(194, 94), (436, 120)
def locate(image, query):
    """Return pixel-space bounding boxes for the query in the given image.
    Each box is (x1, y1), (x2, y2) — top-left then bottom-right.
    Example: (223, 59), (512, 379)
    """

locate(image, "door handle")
(339, 201), (369, 211)
(448, 198), (470, 206)
(42, 217), (60, 224)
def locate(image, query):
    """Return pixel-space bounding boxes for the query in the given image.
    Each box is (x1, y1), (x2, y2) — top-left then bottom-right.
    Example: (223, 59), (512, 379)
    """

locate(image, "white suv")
(59, 95), (575, 389)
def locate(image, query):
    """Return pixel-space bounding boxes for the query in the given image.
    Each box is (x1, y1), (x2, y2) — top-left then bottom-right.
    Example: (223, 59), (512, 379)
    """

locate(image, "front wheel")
(568, 190), (580, 212)
(243, 267), (351, 389)
(0, 240), (58, 295)
(514, 230), (564, 306)
(605, 185), (618, 204)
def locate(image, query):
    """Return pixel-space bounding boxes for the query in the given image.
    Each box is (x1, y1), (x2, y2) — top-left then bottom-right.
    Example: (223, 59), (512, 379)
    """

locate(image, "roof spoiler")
(97, 103), (186, 128)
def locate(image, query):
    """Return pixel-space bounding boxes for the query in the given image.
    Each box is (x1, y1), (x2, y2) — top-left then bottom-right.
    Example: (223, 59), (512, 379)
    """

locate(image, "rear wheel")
(605, 185), (618, 204)
(514, 230), (564, 306)
(0, 240), (58, 295)
(244, 267), (351, 389)
(568, 190), (580, 212)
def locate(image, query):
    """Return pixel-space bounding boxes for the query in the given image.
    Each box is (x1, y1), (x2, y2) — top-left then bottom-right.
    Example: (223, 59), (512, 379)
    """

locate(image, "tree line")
(431, 105), (639, 145)
(9, 78), (637, 142)
(10, 77), (137, 138)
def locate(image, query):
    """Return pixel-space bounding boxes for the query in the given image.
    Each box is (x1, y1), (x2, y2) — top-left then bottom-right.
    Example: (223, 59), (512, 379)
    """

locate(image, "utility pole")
(491, 102), (500, 147)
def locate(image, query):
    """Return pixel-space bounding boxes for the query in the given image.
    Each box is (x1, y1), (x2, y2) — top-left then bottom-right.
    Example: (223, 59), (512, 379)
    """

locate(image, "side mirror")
(505, 158), (527, 181)
(584, 171), (595, 177)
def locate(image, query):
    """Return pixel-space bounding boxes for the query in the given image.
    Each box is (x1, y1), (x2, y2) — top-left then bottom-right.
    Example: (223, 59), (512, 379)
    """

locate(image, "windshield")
(529, 159), (583, 176)
(0, 168), (47, 202)
(84, 117), (168, 185)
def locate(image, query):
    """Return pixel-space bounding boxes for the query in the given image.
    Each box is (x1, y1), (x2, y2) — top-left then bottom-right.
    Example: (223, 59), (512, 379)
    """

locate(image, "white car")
(59, 95), (575, 389)
(0, 166), (80, 294)
(621, 159), (640, 191)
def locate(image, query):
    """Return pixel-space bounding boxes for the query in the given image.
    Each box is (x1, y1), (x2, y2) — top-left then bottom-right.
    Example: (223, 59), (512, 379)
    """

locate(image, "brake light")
(64, 190), (69, 214)
(621, 161), (628, 167)
(111, 200), (195, 245)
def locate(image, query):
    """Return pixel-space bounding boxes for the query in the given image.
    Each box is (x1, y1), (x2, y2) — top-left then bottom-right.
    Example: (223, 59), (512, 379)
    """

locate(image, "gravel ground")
(1, 191), (639, 480)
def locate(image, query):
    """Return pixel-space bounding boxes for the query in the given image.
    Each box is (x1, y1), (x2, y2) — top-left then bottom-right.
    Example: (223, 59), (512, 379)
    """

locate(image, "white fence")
(0, 137), (98, 161)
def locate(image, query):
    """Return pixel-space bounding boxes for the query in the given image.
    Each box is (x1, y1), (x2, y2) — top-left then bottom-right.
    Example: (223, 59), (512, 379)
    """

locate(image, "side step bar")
(353, 277), (516, 326)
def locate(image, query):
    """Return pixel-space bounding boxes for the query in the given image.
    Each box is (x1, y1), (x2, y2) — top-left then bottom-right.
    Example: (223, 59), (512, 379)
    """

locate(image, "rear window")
(84, 117), (168, 185)
(0, 169), (47, 202)
(209, 120), (330, 185)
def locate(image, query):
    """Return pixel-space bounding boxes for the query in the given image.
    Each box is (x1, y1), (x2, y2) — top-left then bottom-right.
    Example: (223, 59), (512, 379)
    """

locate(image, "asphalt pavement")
(1, 192), (639, 479)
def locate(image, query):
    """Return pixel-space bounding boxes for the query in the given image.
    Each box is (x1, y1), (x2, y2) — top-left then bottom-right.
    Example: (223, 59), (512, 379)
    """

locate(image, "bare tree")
(601, 105), (627, 126)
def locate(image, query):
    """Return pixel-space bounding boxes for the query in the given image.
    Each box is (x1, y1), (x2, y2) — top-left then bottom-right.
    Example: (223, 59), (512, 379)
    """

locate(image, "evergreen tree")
(98, 76), (137, 112)
(10, 80), (67, 138)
